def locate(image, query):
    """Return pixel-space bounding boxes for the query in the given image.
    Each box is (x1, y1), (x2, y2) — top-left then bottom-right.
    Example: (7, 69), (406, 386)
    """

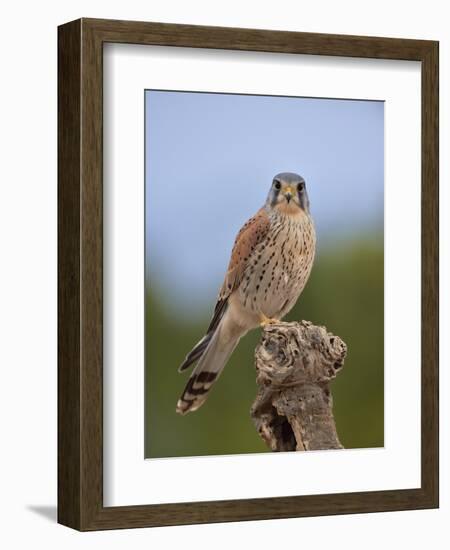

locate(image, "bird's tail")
(176, 318), (241, 415)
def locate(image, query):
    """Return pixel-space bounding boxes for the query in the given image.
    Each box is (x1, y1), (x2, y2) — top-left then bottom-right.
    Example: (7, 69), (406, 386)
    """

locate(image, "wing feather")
(219, 207), (271, 301)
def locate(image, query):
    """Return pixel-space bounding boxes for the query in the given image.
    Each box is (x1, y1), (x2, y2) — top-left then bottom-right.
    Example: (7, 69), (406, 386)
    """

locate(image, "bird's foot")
(259, 313), (280, 327)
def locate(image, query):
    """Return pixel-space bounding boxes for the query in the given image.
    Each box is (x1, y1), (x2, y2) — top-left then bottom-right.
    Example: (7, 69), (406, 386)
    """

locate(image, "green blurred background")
(145, 91), (384, 458)
(145, 234), (384, 458)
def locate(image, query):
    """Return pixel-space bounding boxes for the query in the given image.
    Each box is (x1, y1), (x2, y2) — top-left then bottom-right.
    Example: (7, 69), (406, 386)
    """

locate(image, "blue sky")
(145, 90), (384, 314)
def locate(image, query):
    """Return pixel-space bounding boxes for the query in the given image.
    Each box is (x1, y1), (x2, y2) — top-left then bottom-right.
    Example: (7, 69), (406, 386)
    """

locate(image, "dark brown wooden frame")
(58, 18), (439, 531)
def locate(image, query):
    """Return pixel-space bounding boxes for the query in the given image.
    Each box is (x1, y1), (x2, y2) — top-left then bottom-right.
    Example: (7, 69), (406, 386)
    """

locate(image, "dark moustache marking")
(270, 186), (280, 208)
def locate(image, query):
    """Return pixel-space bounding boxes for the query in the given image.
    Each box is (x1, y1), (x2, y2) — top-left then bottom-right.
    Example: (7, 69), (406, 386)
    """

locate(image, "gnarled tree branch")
(251, 321), (347, 451)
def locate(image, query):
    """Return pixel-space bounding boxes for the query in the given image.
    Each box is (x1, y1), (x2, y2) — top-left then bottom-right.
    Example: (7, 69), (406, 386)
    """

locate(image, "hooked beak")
(284, 186), (293, 203)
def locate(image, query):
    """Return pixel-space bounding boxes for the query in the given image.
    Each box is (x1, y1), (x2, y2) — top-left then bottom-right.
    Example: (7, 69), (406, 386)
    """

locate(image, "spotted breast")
(238, 208), (316, 322)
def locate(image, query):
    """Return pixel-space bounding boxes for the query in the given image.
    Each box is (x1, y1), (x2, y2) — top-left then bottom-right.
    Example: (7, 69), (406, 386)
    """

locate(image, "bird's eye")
(274, 181), (281, 190)
(297, 182), (305, 191)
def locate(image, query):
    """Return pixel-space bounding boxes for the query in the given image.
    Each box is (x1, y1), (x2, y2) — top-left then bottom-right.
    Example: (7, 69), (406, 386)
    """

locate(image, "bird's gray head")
(266, 172), (310, 215)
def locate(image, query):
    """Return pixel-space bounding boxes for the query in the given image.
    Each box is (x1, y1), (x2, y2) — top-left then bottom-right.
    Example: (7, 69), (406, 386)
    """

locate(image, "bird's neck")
(272, 202), (307, 221)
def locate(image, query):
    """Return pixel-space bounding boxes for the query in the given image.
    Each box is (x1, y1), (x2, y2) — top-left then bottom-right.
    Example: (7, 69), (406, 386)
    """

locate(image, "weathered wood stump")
(251, 321), (347, 451)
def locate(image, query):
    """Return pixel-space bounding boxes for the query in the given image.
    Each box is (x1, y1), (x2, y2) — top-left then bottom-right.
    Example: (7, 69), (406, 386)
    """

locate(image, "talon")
(260, 313), (280, 327)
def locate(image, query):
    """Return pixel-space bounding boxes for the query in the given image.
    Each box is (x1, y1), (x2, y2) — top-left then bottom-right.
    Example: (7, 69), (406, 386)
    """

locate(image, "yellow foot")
(259, 313), (280, 327)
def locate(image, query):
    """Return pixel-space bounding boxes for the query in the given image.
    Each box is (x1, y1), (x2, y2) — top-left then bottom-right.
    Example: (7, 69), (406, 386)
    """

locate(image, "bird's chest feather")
(238, 213), (315, 314)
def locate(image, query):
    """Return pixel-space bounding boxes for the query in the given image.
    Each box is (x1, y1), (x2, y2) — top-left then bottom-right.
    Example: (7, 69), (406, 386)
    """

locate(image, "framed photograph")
(58, 18), (439, 530)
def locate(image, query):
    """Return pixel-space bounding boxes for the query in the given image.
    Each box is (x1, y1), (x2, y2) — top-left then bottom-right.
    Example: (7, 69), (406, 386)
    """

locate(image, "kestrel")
(176, 172), (316, 415)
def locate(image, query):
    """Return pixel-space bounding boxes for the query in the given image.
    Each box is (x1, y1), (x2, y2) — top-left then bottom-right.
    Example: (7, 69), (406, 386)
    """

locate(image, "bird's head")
(266, 172), (310, 216)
